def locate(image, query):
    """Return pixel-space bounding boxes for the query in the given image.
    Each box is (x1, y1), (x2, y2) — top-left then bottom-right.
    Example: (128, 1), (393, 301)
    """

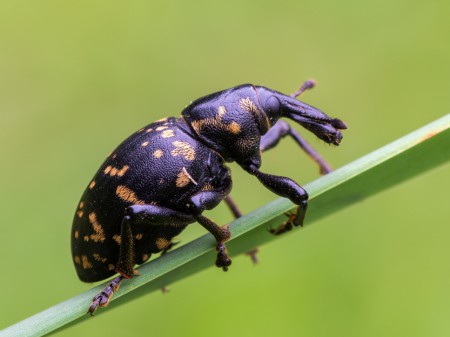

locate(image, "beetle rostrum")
(71, 81), (347, 314)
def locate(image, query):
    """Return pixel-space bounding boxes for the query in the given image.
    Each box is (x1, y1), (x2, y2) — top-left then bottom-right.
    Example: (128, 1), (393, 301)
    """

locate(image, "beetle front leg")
(194, 214), (232, 271)
(243, 163), (308, 227)
(188, 188), (233, 271)
(260, 120), (332, 175)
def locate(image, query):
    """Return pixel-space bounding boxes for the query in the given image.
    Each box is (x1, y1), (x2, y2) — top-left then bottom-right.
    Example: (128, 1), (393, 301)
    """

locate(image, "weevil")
(71, 80), (347, 314)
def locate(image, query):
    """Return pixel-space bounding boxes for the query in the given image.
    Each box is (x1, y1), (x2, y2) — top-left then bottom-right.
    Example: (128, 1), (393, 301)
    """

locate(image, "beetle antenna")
(291, 79), (316, 98)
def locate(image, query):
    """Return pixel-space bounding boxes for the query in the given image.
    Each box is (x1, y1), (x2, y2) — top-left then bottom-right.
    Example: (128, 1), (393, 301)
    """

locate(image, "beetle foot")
(215, 242), (232, 271)
(245, 248), (259, 264)
(88, 275), (123, 315)
(269, 212), (298, 235)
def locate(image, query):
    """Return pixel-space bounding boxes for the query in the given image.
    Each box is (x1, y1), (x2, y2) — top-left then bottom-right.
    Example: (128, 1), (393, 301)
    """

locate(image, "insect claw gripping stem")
(88, 275), (124, 315)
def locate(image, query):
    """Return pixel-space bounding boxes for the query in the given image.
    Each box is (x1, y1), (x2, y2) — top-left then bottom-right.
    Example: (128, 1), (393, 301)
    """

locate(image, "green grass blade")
(1, 114), (449, 337)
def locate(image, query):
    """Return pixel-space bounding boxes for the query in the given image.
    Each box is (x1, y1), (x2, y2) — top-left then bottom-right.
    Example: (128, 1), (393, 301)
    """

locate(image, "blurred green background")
(1, 0), (449, 336)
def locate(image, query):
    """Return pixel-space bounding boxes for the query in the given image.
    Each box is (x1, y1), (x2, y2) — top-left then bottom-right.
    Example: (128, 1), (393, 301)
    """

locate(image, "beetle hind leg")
(88, 275), (124, 315)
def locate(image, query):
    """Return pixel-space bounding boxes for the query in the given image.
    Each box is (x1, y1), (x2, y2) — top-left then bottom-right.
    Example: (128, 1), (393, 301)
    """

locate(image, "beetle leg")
(243, 163), (308, 227)
(223, 195), (259, 264)
(88, 275), (124, 315)
(260, 120), (332, 175)
(194, 214), (232, 271)
(116, 205), (194, 278)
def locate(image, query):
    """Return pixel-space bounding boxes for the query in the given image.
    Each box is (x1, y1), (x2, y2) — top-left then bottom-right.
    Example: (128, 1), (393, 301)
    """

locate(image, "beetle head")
(255, 86), (347, 145)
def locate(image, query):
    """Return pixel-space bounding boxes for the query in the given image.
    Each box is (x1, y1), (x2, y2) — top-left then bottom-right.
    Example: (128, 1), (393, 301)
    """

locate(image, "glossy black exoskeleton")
(71, 80), (347, 314)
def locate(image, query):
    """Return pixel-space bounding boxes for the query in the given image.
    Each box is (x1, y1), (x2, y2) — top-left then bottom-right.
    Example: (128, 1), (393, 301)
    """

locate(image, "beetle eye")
(265, 96), (280, 115)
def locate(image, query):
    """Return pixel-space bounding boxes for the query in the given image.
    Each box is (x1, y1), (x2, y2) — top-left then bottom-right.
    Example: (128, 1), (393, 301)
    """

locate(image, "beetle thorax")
(181, 85), (269, 164)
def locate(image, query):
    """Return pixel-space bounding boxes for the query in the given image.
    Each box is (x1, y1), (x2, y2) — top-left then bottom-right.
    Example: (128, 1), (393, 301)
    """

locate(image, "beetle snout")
(283, 98), (347, 146)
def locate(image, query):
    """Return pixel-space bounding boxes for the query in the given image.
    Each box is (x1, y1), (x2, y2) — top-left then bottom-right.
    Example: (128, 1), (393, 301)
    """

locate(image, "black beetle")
(71, 80), (347, 314)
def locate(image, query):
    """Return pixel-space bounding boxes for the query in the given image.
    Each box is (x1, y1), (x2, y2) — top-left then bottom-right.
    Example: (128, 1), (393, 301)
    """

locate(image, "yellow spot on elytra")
(110, 167), (118, 176)
(116, 185), (145, 205)
(135, 233), (143, 240)
(117, 165), (129, 177)
(88, 212), (106, 242)
(141, 141), (149, 147)
(74, 256), (81, 265)
(74, 230), (79, 239)
(155, 117), (168, 123)
(161, 129), (175, 138)
(153, 149), (164, 158)
(104, 166), (112, 174)
(81, 255), (93, 269)
(113, 234), (121, 245)
(79, 201), (84, 209)
(146, 128), (153, 133)
(142, 254), (150, 262)
(171, 141), (196, 161)
(84, 235), (89, 242)
(108, 264), (115, 271)
(176, 167), (197, 187)
(89, 180), (96, 189)
(156, 126), (168, 131)
(137, 128), (145, 133)
(93, 253), (107, 263)
(77, 210), (84, 218)
(155, 237), (170, 250)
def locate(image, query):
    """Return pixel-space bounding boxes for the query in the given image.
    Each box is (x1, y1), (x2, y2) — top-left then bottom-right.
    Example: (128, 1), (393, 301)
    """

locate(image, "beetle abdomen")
(71, 117), (229, 282)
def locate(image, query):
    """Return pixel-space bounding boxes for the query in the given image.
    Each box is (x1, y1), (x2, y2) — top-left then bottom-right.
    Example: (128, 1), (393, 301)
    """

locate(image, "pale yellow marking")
(112, 153), (117, 159)
(93, 253), (107, 263)
(137, 127), (145, 133)
(84, 235), (89, 242)
(116, 185), (145, 205)
(176, 170), (190, 188)
(239, 97), (270, 130)
(229, 121), (241, 134)
(171, 141), (196, 161)
(77, 210), (84, 218)
(176, 167), (198, 188)
(141, 141), (149, 147)
(74, 230), (79, 239)
(108, 264), (115, 271)
(88, 212), (106, 242)
(153, 149), (164, 158)
(110, 167), (118, 176)
(218, 105), (227, 117)
(142, 254), (150, 262)
(145, 128), (153, 133)
(79, 201), (84, 209)
(89, 180), (96, 189)
(117, 165), (129, 177)
(113, 234), (121, 245)
(155, 117), (168, 123)
(201, 182), (215, 191)
(104, 165), (112, 174)
(81, 255), (93, 269)
(74, 255), (81, 265)
(161, 129), (175, 138)
(155, 237), (170, 250)
(135, 233), (143, 240)
(156, 126), (168, 131)
(239, 97), (259, 113)
(190, 105), (241, 135)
